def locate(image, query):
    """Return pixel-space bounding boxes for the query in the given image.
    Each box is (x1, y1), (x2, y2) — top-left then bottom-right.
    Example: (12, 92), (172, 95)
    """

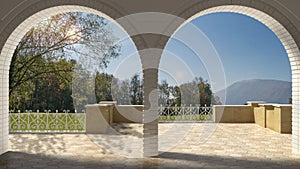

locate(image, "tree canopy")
(158, 77), (222, 106)
(9, 12), (120, 111)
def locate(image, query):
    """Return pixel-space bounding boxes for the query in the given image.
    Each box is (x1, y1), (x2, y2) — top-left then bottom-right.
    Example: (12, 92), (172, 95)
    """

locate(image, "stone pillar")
(142, 68), (158, 157)
(247, 101), (266, 123)
(257, 104), (274, 128)
(265, 105), (275, 130)
(273, 104), (292, 134)
(139, 49), (161, 157)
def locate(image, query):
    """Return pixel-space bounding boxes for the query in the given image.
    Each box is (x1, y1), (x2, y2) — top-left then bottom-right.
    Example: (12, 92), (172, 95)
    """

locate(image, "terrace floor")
(1, 123), (300, 168)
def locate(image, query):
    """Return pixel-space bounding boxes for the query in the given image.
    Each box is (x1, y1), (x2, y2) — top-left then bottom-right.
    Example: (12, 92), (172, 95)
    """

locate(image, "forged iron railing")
(158, 105), (213, 122)
(9, 110), (86, 133)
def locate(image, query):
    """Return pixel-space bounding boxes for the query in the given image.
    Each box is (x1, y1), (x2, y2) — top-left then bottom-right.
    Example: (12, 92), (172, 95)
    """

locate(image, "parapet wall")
(113, 105), (143, 123)
(214, 101), (292, 133)
(85, 102), (143, 134)
(85, 101), (292, 134)
(214, 105), (253, 123)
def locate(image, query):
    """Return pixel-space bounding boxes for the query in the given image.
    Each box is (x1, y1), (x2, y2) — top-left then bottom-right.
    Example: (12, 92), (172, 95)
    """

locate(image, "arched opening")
(158, 5), (299, 157)
(0, 5), (143, 156)
(0, 1), (299, 165)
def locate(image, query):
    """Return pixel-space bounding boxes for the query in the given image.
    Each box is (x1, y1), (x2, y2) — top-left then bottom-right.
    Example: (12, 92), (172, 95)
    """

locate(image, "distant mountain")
(215, 79), (292, 105)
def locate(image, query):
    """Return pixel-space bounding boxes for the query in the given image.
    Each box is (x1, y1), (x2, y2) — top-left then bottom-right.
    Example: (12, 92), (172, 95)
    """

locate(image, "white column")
(0, 69), (9, 154)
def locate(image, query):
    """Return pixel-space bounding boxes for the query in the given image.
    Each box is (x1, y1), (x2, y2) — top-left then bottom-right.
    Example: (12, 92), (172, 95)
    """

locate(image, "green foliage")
(95, 72), (114, 102)
(94, 73), (143, 105)
(130, 74), (143, 105)
(9, 58), (75, 111)
(158, 77), (221, 106)
(112, 79), (131, 105)
(158, 80), (181, 106)
(71, 64), (97, 111)
(196, 77), (213, 106)
(9, 12), (120, 111)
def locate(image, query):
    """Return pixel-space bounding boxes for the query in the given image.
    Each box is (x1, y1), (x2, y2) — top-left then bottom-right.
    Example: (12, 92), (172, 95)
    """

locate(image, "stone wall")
(113, 105), (143, 123)
(213, 101), (292, 134)
(85, 103), (143, 134)
(214, 105), (253, 123)
(266, 104), (292, 133)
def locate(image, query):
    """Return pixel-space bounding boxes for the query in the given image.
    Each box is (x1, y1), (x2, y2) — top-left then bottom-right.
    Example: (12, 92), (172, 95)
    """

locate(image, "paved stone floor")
(1, 123), (300, 168)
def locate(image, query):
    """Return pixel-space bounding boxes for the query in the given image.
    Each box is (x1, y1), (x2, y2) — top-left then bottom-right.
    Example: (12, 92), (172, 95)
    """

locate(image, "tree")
(9, 12), (120, 110)
(158, 77), (220, 107)
(130, 74), (143, 105)
(158, 81), (181, 106)
(158, 80), (170, 106)
(71, 64), (97, 111)
(95, 72), (114, 102)
(180, 80), (200, 106)
(9, 58), (76, 111)
(113, 79), (131, 105)
(169, 86), (181, 106)
(94, 73), (143, 105)
(195, 77), (213, 106)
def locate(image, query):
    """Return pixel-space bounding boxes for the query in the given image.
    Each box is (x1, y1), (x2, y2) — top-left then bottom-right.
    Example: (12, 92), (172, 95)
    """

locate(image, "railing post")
(55, 110), (58, 131)
(17, 110), (20, 131)
(82, 110), (86, 131)
(64, 110), (69, 131)
(74, 109), (78, 131)
(45, 110), (50, 131)
(27, 110), (30, 131)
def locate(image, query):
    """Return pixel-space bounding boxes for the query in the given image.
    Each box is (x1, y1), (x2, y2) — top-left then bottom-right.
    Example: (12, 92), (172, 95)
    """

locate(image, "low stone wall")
(85, 103), (114, 134)
(85, 102), (143, 134)
(214, 105), (253, 123)
(85, 101), (292, 134)
(113, 105), (143, 123)
(213, 101), (292, 133)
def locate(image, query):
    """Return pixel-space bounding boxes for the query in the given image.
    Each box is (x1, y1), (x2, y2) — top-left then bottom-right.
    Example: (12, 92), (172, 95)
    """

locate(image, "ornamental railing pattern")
(9, 110), (85, 133)
(158, 105), (213, 122)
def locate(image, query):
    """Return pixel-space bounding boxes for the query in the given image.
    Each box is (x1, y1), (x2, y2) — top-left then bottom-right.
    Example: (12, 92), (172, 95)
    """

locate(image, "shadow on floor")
(1, 151), (300, 169)
(158, 151), (300, 169)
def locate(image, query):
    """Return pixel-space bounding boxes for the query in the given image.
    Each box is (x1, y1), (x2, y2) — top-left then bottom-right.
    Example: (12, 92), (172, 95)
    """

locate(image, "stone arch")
(0, 4), (139, 154)
(163, 4), (300, 154)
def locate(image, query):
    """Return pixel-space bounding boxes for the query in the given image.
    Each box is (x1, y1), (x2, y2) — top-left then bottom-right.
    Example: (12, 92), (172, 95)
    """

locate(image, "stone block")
(85, 104), (113, 134)
(266, 108), (275, 130)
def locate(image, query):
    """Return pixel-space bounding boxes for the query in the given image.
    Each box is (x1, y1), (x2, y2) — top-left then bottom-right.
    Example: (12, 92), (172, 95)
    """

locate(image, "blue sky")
(191, 13), (291, 84)
(105, 12), (291, 92)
